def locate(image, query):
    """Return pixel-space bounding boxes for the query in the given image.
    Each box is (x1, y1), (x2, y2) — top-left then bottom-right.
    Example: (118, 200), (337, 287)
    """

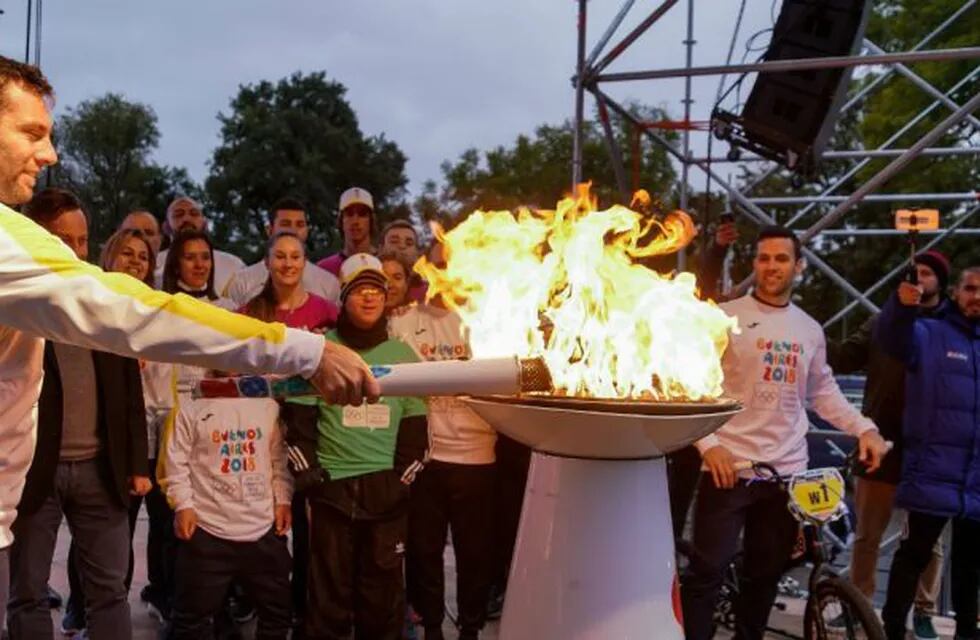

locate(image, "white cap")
(339, 253), (388, 301)
(339, 187), (374, 212)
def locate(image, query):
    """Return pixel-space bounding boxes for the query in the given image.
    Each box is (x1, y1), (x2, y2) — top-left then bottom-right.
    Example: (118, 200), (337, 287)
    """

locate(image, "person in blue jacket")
(877, 266), (980, 640)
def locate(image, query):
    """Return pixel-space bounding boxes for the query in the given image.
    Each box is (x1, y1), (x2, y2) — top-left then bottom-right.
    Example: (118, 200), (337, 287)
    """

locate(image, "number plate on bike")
(787, 468), (845, 523)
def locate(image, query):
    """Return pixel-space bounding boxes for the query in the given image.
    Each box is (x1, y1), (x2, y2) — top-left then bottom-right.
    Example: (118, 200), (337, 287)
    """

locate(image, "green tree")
(205, 72), (409, 262)
(52, 93), (198, 248)
(427, 102), (679, 226)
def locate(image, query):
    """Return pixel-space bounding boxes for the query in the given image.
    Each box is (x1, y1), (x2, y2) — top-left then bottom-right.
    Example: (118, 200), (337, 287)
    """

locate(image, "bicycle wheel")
(803, 576), (885, 640)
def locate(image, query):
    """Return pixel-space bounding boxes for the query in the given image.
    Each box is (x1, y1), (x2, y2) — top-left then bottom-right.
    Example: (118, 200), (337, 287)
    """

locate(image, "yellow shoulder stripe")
(0, 206), (286, 344)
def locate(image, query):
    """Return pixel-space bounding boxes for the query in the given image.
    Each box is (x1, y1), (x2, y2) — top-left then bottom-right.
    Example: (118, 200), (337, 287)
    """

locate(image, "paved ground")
(34, 497), (959, 639)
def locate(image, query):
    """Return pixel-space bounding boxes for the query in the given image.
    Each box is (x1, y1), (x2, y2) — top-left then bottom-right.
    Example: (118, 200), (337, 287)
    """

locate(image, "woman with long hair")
(161, 229), (223, 303)
(100, 228), (156, 286)
(243, 232), (337, 331)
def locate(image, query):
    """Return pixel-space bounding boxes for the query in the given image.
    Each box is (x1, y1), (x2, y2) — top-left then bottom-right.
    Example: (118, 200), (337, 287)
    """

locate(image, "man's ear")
(794, 256), (806, 277)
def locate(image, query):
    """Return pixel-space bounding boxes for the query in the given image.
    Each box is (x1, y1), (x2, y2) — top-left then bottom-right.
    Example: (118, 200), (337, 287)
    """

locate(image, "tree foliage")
(420, 102), (680, 228)
(52, 93), (199, 248)
(205, 72), (408, 262)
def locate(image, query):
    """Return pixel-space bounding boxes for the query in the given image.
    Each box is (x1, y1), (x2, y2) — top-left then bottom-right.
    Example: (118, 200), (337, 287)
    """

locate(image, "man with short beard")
(154, 196), (245, 293)
(878, 267), (980, 640)
(826, 251), (951, 640)
(680, 225), (889, 640)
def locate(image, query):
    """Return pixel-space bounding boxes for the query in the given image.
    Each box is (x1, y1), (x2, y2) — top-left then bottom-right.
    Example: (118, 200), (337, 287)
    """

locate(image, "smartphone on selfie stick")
(894, 209), (939, 285)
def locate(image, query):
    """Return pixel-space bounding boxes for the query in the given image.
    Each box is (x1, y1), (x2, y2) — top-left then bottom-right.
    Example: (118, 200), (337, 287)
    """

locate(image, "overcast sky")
(0, 1), (777, 197)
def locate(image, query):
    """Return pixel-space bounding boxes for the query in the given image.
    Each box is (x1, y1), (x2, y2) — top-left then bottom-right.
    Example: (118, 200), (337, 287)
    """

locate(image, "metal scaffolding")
(572, 0), (980, 329)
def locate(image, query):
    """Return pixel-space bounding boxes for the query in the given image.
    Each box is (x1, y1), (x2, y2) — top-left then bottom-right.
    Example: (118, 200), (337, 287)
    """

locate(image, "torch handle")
(192, 357), (527, 400)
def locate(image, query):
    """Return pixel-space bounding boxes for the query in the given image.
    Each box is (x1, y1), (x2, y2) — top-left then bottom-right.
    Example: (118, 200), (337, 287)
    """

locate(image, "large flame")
(416, 184), (738, 400)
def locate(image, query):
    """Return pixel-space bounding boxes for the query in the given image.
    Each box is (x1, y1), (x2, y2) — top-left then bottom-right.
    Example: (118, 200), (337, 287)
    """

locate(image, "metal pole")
(799, 91), (980, 244)
(595, 47), (980, 82)
(677, 0), (694, 271)
(585, 0), (636, 70)
(24, 0), (32, 63)
(594, 88), (880, 312)
(596, 97), (630, 202)
(750, 192), (977, 206)
(864, 39), (980, 130)
(782, 67), (980, 229)
(818, 228), (980, 237)
(572, 0), (587, 189)
(693, 147), (980, 163)
(822, 203), (980, 329)
(591, 0), (679, 76)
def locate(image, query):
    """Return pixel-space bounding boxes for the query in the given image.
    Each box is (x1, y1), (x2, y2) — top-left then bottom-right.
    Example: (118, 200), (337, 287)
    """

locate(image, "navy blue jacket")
(875, 294), (980, 520)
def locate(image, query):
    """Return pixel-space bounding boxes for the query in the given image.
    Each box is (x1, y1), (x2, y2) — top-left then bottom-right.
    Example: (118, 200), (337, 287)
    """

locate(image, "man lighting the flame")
(680, 225), (890, 640)
(0, 56), (379, 619)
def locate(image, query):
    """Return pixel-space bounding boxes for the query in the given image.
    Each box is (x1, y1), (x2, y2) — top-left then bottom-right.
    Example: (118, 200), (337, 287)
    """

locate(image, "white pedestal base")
(500, 453), (683, 640)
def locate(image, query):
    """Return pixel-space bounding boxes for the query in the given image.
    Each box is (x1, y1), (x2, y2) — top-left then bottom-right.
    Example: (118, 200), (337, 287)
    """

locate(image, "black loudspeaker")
(713, 0), (871, 175)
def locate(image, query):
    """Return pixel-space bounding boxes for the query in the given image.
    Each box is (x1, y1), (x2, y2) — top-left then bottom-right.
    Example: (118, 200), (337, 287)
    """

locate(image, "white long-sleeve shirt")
(696, 295), (877, 475)
(389, 305), (496, 465)
(163, 398), (292, 542)
(222, 260), (341, 307)
(0, 205), (323, 548)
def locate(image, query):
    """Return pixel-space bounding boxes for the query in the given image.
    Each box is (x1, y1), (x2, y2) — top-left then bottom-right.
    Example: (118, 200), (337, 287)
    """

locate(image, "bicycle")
(738, 459), (885, 640)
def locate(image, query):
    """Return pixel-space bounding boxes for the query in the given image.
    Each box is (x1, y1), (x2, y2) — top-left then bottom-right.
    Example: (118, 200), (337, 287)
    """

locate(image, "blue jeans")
(7, 459), (131, 640)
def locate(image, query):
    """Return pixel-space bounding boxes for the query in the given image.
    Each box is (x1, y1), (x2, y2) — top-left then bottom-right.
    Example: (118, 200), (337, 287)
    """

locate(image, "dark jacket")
(18, 343), (149, 515)
(827, 298), (949, 483)
(280, 314), (429, 521)
(875, 294), (980, 520)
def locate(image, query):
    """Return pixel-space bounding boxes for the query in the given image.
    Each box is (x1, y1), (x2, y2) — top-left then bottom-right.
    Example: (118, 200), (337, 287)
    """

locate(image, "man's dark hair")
(267, 196), (306, 225)
(755, 225), (802, 260)
(0, 56), (54, 112)
(380, 219), (418, 244)
(23, 188), (85, 227)
(957, 266), (980, 286)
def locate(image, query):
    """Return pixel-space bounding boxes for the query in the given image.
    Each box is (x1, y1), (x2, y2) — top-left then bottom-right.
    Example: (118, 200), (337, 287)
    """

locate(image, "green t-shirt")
(306, 330), (427, 480)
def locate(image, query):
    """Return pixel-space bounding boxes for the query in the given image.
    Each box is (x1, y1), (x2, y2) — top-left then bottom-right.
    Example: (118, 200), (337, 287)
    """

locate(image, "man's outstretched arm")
(0, 206), (378, 405)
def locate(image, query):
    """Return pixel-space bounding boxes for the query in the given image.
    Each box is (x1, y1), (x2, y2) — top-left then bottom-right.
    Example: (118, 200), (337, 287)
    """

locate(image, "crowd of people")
(0, 54), (978, 640)
(0, 180), (529, 640)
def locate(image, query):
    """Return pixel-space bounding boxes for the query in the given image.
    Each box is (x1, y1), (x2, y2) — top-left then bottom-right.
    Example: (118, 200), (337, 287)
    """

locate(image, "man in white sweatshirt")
(0, 56), (379, 621)
(680, 225), (889, 640)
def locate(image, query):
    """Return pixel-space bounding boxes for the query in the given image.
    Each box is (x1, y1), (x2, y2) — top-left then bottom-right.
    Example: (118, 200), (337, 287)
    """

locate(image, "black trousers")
(291, 492), (310, 621)
(680, 474), (798, 640)
(171, 527), (292, 640)
(882, 510), (980, 640)
(667, 445), (702, 540)
(306, 502), (407, 640)
(143, 458), (177, 611)
(491, 435), (530, 591)
(407, 461), (495, 633)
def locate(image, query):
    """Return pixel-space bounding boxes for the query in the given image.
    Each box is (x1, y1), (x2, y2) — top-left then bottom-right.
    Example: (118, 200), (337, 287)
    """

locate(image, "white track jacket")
(0, 205), (324, 547)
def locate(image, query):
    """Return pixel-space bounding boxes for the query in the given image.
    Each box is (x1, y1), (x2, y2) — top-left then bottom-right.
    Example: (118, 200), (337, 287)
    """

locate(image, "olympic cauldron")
(461, 369), (740, 639)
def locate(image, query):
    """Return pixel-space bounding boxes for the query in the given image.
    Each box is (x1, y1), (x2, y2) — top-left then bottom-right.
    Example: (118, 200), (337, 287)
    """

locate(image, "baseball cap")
(339, 253), (388, 302)
(339, 187), (374, 212)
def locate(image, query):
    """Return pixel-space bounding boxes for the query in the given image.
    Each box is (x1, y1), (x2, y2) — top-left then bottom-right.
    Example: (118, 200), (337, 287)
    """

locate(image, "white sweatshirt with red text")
(695, 294), (878, 475)
(163, 397), (292, 542)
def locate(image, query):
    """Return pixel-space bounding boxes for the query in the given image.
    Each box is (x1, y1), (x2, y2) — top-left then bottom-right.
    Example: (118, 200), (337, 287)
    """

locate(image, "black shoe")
(423, 628), (445, 640)
(485, 586), (504, 621)
(60, 604), (86, 636)
(227, 595), (256, 624)
(45, 585), (64, 610)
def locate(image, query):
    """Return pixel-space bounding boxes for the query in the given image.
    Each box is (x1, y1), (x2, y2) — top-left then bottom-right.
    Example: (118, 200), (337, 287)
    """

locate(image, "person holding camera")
(877, 266), (980, 640)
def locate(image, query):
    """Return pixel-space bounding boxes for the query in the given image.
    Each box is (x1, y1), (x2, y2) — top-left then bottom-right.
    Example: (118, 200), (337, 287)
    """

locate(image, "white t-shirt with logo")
(389, 305), (496, 465)
(695, 294), (877, 475)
